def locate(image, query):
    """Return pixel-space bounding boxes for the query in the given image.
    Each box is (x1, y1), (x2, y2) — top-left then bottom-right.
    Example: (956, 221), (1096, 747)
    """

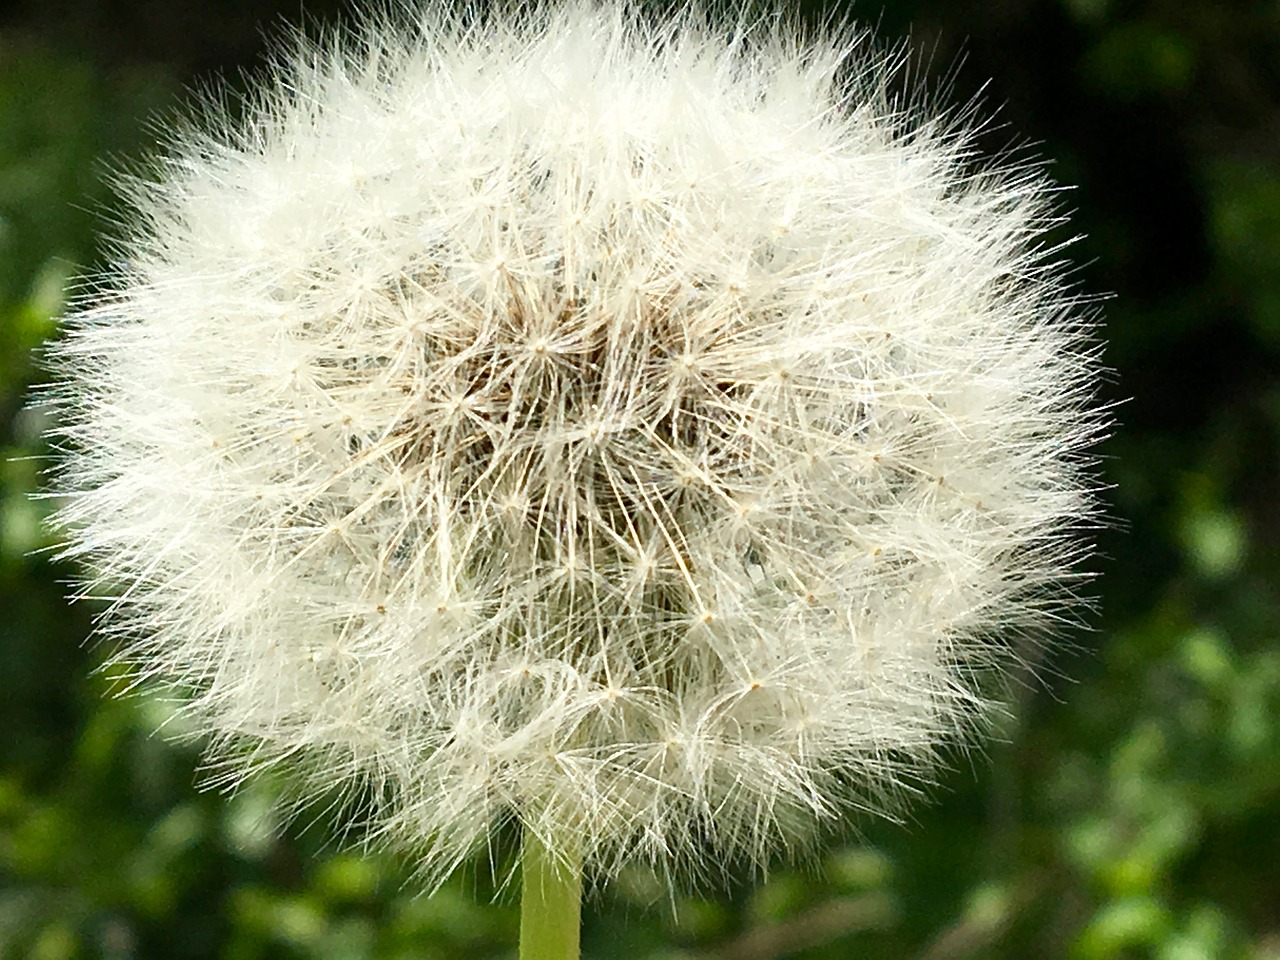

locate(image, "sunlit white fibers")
(45, 2), (1104, 888)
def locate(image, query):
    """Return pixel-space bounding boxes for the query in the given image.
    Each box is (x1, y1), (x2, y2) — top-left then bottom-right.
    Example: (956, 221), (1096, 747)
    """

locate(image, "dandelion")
(42, 2), (1103, 956)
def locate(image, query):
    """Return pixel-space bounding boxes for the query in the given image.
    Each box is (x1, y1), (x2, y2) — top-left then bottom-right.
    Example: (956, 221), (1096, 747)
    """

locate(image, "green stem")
(519, 827), (582, 960)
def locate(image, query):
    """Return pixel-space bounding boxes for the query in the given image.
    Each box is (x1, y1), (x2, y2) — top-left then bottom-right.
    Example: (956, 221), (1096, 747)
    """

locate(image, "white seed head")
(44, 2), (1104, 887)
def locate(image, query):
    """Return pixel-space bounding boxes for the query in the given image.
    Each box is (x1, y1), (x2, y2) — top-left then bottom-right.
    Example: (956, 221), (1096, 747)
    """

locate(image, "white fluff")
(44, 1), (1103, 887)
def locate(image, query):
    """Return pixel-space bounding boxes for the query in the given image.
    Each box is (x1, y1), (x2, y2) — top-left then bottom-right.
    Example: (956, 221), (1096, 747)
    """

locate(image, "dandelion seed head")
(45, 1), (1104, 888)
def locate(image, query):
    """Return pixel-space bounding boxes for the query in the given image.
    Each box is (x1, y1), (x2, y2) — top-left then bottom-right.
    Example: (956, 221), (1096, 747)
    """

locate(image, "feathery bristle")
(42, 1), (1104, 889)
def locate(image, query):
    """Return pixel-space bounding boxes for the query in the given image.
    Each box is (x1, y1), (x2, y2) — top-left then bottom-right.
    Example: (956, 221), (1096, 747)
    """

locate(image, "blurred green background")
(2, 0), (1278, 957)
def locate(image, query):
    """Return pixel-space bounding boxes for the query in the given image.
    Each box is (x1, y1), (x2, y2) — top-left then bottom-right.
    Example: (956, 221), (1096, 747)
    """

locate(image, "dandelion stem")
(519, 826), (582, 960)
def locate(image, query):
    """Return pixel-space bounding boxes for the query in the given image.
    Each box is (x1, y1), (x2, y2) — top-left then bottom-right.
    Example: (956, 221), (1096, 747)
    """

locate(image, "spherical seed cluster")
(47, 2), (1102, 885)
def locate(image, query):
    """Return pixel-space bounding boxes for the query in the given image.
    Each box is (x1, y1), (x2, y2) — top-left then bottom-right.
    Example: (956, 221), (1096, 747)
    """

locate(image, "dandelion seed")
(40, 1), (1104, 954)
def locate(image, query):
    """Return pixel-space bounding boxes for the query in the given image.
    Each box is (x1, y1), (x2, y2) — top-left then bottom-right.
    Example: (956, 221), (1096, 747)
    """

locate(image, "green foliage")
(3, 2), (1279, 957)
